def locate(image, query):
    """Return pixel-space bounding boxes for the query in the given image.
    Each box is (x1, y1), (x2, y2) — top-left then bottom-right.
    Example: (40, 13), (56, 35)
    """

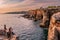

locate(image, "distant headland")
(4, 11), (28, 14)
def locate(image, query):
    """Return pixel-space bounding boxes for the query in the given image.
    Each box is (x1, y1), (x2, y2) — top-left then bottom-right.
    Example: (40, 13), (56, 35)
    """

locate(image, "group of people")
(3, 25), (15, 39)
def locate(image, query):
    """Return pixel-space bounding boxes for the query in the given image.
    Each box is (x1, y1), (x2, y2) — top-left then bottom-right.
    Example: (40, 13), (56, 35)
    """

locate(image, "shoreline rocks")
(48, 12), (60, 40)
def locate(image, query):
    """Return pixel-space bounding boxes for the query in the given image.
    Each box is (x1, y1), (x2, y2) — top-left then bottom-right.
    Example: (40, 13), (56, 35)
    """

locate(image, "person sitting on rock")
(7, 27), (15, 38)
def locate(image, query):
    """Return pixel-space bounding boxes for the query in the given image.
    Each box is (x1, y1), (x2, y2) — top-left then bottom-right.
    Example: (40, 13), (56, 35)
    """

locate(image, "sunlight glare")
(0, 1), (4, 5)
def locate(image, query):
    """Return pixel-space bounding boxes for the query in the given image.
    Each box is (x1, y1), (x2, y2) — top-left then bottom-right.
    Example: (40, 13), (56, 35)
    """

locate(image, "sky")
(0, 0), (60, 13)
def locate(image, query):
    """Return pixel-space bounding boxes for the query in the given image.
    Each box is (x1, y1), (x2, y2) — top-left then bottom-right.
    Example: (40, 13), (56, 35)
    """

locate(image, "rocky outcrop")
(40, 8), (59, 28)
(48, 12), (60, 40)
(28, 9), (44, 21)
(23, 7), (60, 28)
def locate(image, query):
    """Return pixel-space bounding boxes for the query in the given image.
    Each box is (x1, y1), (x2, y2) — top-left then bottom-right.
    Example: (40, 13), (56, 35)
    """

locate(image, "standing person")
(4, 25), (7, 31)
(4, 24), (7, 36)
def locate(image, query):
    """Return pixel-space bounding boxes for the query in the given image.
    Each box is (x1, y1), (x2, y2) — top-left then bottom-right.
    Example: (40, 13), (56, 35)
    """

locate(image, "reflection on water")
(0, 14), (47, 40)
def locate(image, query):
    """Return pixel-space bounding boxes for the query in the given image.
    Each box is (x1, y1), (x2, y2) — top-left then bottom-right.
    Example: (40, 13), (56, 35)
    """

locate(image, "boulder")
(48, 12), (60, 40)
(40, 8), (59, 28)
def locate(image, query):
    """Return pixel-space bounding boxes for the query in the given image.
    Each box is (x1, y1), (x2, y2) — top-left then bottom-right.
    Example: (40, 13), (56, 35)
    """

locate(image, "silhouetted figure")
(7, 27), (15, 38)
(4, 25), (7, 32)
(3, 25), (7, 36)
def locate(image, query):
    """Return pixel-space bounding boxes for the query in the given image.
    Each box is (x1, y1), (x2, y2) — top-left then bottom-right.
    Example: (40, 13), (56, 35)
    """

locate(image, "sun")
(0, 1), (6, 8)
(0, 1), (4, 5)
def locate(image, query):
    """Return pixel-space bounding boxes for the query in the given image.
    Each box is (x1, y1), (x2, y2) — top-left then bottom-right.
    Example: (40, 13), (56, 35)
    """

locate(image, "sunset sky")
(0, 0), (60, 13)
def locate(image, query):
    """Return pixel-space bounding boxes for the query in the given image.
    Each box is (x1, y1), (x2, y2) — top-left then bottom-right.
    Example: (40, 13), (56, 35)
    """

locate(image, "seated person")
(7, 27), (15, 38)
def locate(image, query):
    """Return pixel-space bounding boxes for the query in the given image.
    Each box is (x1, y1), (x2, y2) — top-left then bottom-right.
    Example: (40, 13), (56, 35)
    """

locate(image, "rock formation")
(48, 12), (60, 40)
(40, 8), (59, 28)
(28, 9), (43, 21)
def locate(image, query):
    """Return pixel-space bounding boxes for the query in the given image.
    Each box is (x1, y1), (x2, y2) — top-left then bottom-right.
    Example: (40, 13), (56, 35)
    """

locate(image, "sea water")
(0, 14), (47, 40)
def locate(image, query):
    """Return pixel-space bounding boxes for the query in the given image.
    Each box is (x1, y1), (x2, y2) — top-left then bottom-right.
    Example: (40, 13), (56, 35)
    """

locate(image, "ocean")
(0, 14), (48, 40)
